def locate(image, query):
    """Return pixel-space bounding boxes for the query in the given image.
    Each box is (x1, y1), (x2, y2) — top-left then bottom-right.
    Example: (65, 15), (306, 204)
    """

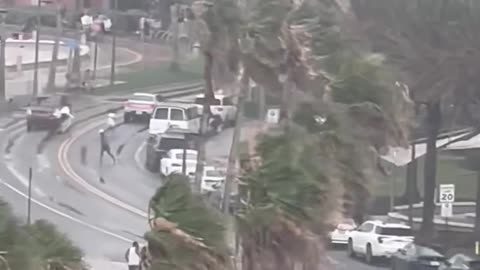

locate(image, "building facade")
(11, 0), (110, 10)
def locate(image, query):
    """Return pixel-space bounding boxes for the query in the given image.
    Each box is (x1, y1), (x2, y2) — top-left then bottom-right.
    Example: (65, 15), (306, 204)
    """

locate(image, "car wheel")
(390, 259), (396, 270)
(365, 244), (374, 264)
(124, 113), (131, 123)
(347, 239), (355, 258)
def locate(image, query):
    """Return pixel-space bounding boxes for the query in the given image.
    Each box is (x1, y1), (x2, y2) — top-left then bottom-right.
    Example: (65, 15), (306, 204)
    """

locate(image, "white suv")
(347, 220), (413, 264)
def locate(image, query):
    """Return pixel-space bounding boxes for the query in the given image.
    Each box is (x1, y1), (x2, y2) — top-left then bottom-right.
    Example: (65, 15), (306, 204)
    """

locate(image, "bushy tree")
(0, 199), (85, 270)
(146, 174), (231, 270)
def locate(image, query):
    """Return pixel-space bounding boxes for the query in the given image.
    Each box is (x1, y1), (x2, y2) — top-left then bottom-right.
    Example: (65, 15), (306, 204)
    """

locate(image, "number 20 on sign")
(439, 184), (455, 203)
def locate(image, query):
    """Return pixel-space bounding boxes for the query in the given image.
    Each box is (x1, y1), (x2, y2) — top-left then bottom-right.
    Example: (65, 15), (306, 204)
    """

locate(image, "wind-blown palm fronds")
(24, 220), (85, 270)
(0, 199), (85, 270)
(146, 174), (231, 270)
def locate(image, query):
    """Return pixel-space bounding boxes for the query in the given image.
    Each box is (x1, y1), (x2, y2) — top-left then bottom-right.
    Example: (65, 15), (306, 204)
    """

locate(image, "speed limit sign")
(439, 184), (455, 203)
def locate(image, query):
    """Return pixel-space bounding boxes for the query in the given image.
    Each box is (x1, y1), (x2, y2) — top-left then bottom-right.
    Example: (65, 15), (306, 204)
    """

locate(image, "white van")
(149, 103), (201, 134)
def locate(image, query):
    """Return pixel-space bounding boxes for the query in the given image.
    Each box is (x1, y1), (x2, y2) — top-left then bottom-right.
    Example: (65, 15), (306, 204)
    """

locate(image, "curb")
(389, 201), (477, 230)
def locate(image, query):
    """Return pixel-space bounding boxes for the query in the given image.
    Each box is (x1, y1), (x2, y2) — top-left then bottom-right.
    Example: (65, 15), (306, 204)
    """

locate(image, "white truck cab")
(194, 89), (237, 129)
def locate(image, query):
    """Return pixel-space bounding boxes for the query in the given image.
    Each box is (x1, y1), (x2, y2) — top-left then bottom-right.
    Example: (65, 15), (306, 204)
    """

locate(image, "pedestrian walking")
(106, 113), (116, 130)
(125, 242), (140, 270)
(99, 129), (116, 166)
(139, 246), (151, 270)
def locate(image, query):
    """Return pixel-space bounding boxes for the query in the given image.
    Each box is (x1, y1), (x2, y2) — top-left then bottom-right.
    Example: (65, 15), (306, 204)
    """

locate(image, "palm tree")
(0, 199), (85, 270)
(351, 0), (480, 244)
(146, 174), (231, 270)
(24, 220), (85, 270)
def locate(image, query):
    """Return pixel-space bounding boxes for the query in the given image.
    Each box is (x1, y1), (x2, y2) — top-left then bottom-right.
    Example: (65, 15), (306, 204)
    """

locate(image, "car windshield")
(175, 153), (197, 160)
(194, 97), (221, 106)
(205, 170), (224, 177)
(131, 95), (153, 102)
(377, 227), (412, 236)
(158, 138), (186, 150)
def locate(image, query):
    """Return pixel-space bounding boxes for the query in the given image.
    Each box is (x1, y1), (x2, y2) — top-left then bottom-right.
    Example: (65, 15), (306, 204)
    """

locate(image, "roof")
(169, 149), (198, 155)
(381, 129), (476, 166)
(155, 102), (198, 109)
(195, 89), (232, 99)
(133, 92), (155, 97)
(365, 220), (410, 228)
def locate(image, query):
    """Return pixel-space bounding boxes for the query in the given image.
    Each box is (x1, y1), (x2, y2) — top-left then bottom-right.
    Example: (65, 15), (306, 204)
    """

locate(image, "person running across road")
(125, 241), (140, 270)
(99, 129), (115, 165)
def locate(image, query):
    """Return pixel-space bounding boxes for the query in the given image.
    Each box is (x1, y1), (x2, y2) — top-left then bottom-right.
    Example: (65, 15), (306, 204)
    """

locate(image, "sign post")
(439, 184), (455, 251)
(439, 184), (455, 203)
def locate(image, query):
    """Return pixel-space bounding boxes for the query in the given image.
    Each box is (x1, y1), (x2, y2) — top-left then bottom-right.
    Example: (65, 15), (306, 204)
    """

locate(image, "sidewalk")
(86, 258), (126, 270)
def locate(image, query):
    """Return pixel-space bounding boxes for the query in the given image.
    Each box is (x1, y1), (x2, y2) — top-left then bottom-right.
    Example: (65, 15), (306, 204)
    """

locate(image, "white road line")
(36, 154), (51, 172)
(134, 141), (146, 171)
(5, 162), (47, 198)
(0, 178), (133, 243)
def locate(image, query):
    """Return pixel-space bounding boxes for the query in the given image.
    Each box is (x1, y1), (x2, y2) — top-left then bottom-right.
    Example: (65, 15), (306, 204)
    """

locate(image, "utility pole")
(27, 167), (32, 225)
(0, 9), (7, 101)
(32, 0), (42, 97)
(92, 40), (98, 81)
(46, 3), (62, 91)
(222, 71), (248, 214)
(109, 0), (117, 86)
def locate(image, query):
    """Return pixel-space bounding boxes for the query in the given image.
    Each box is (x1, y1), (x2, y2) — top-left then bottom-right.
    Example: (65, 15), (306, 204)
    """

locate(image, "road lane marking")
(0, 178), (133, 243)
(5, 162), (47, 197)
(37, 154), (51, 172)
(58, 119), (149, 219)
(134, 141), (146, 171)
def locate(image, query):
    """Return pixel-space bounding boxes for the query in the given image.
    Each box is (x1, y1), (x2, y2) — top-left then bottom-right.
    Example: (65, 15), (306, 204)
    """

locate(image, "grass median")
(375, 153), (477, 202)
(96, 58), (204, 95)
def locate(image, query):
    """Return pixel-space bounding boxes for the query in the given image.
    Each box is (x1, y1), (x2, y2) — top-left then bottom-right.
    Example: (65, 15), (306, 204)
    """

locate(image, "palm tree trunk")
(170, 3), (180, 71)
(474, 172), (480, 239)
(46, 6), (62, 91)
(258, 86), (266, 120)
(418, 102), (441, 244)
(404, 154), (420, 203)
(193, 51), (215, 192)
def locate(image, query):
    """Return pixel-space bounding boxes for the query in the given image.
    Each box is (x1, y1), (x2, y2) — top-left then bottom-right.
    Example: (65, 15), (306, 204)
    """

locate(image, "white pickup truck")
(194, 90), (237, 131)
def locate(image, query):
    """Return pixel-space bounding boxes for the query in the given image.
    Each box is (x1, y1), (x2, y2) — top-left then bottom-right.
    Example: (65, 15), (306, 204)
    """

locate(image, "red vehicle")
(123, 93), (164, 122)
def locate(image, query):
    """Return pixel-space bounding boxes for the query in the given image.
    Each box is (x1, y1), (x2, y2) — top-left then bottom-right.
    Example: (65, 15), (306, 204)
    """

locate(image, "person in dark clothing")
(99, 129), (115, 165)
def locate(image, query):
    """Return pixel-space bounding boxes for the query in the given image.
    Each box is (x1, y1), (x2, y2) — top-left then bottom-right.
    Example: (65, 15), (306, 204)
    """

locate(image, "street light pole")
(32, 0), (42, 97)
(27, 167), (32, 225)
(109, 0), (118, 86)
(0, 252), (10, 270)
(222, 72), (248, 214)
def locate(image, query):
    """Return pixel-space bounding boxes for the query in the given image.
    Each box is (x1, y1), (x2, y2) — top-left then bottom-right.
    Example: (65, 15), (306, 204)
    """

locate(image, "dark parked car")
(440, 254), (480, 270)
(26, 95), (69, 132)
(145, 129), (196, 173)
(391, 243), (446, 270)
